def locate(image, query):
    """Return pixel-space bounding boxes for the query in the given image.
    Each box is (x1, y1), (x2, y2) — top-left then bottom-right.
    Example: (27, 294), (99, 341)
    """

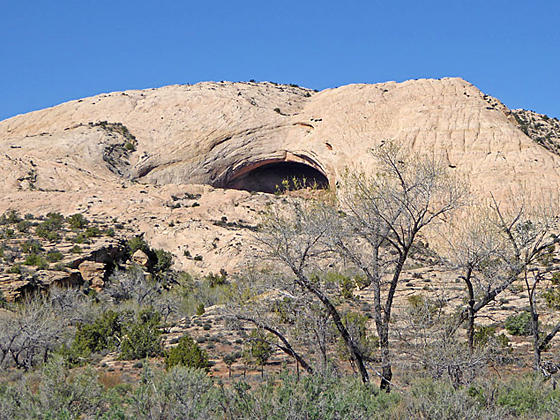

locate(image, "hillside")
(1, 77), (560, 278)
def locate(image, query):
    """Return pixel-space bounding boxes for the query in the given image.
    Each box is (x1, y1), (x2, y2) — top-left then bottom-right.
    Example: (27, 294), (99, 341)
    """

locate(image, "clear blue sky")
(1, 0), (559, 121)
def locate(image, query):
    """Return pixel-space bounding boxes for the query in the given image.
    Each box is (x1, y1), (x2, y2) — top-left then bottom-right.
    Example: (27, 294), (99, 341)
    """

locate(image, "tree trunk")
(464, 269), (475, 353)
(379, 328), (392, 392)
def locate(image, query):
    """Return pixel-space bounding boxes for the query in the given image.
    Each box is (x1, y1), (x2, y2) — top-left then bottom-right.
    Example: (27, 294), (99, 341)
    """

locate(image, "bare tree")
(489, 194), (560, 370)
(253, 142), (465, 391)
(256, 198), (372, 383)
(331, 142), (466, 390)
(224, 270), (317, 375)
(0, 296), (64, 370)
(442, 207), (507, 352)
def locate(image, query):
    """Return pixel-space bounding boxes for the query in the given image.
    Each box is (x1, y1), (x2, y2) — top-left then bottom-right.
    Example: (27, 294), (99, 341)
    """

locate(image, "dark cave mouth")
(225, 161), (329, 193)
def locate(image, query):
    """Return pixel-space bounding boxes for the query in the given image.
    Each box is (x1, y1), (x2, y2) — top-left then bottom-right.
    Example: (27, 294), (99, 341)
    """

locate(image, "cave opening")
(225, 161), (329, 193)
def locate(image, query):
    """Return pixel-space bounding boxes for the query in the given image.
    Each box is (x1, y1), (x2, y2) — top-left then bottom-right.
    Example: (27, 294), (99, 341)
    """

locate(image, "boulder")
(78, 261), (106, 291)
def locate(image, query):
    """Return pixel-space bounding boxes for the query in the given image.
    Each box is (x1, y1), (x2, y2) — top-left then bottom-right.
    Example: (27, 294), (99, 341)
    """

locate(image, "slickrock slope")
(1, 77), (559, 275)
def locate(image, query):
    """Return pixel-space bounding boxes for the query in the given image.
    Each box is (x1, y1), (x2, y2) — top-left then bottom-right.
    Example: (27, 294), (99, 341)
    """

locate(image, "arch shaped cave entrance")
(225, 161), (329, 193)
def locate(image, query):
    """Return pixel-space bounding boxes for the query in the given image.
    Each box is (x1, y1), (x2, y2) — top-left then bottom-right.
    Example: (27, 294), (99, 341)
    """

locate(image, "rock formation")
(1, 77), (559, 275)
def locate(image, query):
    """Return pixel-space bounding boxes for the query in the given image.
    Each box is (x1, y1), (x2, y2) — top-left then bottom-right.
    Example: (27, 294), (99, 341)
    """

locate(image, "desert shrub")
(23, 253), (48, 269)
(504, 311), (532, 336)
(204, 270), (228, 288)
(130, 365), (219, 419)
(2, 228), (15, 239)
(21, 239), (43, 254)
(7, 263), (22, 274)
(196, 303), (205, 315)
(227, 371), (400, 420)
(120, 308), (163, 360)
(66, 213), (88, 229)
(0, 210), (21, 224)
(496, 375), (560, 416)
(16, 220), (31, 232)
(338, 311), (378, 362)
(46, 250), (63, 262)
(128, 236), (150, 254)
(402, 378), (506, 419)
(165, 334), (209, 370)
(68, 310), (124, 363)
(71, 232), (89, 244)
(0, 356), (114, 419)
(85, 226), (102, 238)
(542, 287), (560, 310)
(153, 248), (173, 274)
(104, 266), (161, 306)
(70, 245), (82, 254)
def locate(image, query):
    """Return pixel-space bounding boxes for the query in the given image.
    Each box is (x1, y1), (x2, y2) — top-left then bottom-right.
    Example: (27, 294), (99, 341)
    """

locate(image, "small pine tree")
(165, 334), (209, 371)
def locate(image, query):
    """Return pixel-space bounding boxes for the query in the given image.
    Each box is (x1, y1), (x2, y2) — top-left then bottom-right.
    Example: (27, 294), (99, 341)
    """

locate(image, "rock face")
(1, 78), (559, 275)
(78, 261), (106, 292)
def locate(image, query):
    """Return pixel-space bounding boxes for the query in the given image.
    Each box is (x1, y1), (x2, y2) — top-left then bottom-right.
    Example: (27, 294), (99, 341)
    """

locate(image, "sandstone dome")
(1, 77), (559, 274)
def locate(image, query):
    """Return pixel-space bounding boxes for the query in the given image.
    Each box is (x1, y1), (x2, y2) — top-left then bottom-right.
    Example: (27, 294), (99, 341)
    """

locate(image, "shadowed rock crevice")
(225, 161), (329, 193)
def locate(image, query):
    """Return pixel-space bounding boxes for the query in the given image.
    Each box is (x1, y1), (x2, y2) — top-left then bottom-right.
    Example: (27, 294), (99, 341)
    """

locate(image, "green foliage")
(504, 311), (532, 336)
(16, 220), (31, 232)
(35, 214), (64, 241)
(542, 287), (560, 310)
(165, 334), (209, 370)
(204, 270), (228, 287)
(71, 232), (89, 244)
(153, 248), (173, 274)
(120, 308), (163, 360)
(85, 226), (102, 238)
(124, 142), (136, 151)
(23, 253), (48, 269)
(66, 213), (89, 229)
(70, 245), (82, 254)
(0, 209), (22, 224)
(196, 303), (205, 315)
(46, 249), (64, 262)
(245, 329), (273, 371)
(7, 263), (22, 274)
(68, 310), (124, 363)
(338, 312), (378, 361)
(2, 228), (15, 239)
(496, 375), (560, 416)
(21, 239), (43, 254)
(128, 236), (150, 254)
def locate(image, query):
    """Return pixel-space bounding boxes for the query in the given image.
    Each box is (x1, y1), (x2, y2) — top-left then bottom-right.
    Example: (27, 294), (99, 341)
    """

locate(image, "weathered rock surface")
(78, 261), (106, 291)
(1, 78), (559, 275)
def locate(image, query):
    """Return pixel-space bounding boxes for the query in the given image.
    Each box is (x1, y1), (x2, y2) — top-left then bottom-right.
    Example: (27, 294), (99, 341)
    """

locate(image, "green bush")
(153, 248), (173, 274)
(23, 253), (48, 269)
(8, 263), (22, 274)
(0, 210), (22, 224)
(46, 250), (64, 262)
(70, 245), (82, 254)
(120, 308), (163, 360)
(21, 239), (43, 254)
(165, 334), (209, 370)
(71, 232), (89, 244)
(16, 220), (31, 232)
(128, 236), (150, 254)
(504, 311), (532, 336)
(66, 213), (88, 229)
(85, 226), (102, 238)
(496, 376), (560, 416)
(68, 310), (124, 363)
(543, 287), (560, 310)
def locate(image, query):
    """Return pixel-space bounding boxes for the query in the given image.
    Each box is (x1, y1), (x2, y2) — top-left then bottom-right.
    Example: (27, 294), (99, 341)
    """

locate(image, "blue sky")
(1, 0), (559, 121)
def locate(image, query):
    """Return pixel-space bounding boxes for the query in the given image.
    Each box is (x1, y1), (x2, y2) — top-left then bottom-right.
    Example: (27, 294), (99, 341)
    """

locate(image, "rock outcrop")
(1, 78), (559, 275)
